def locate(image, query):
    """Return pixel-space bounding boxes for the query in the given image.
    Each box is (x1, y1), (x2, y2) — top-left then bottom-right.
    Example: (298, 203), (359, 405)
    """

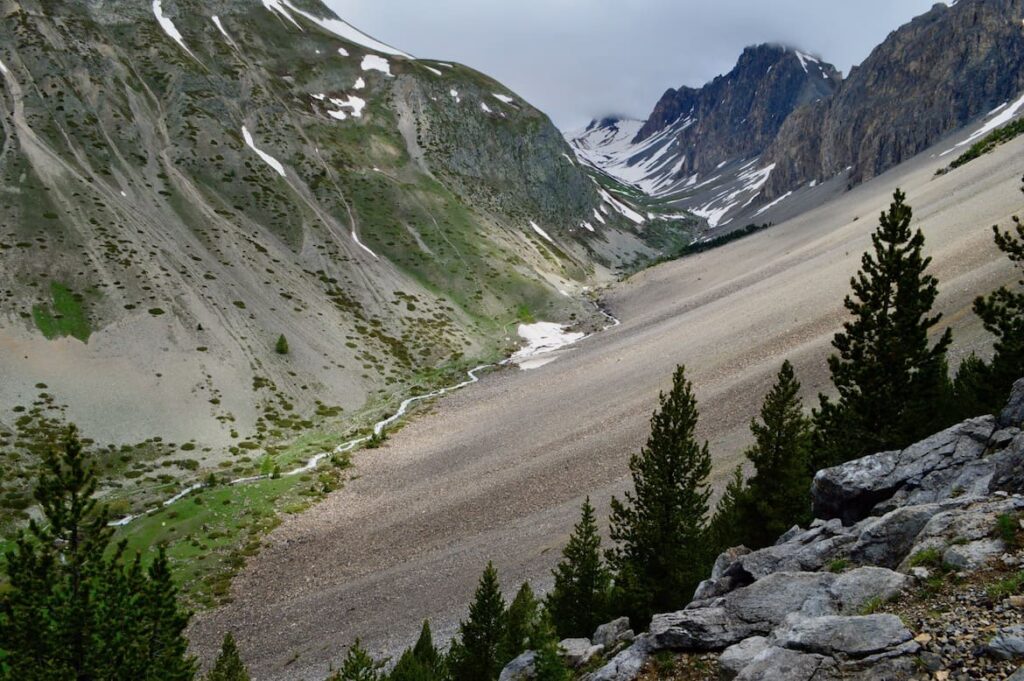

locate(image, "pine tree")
(329, 640), (380, 681)
(206, 633), (250, 681)
(705, 467), (749, 554)
(0, 426), (196, 681)
(275, 334), (289, 355)
(388, 650), (435, 681)
(951, 354), (993, 420)
(741, 361), (812, 547)
(529, 614), (569, 681)
(606, 366), (713, 628)
(972, 182), (1024, 412)
(813, 189), (953, 468)
(411, 620), (441, 674)
(447, 562), (507, 681)
(500, 583), (539, 665)
(545, 498), (610, 640)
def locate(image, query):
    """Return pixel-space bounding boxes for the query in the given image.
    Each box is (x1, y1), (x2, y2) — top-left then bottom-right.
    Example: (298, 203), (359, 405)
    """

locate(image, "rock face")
(635, 44), (840, 178)
(764, 0), (1024, 197)
(562, 383), (1024, 681)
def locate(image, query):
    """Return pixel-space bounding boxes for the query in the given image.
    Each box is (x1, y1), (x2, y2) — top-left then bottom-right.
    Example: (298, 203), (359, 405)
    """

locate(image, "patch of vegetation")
(908, 547), (945, 569)
(675, 223), (771, 258)
(987, 570), (1024, 601)
(32, 282), (92, 342)
(995, 513), (1022, 550)
(945, 117), (1024, 171)
(827, 558), (850, 573)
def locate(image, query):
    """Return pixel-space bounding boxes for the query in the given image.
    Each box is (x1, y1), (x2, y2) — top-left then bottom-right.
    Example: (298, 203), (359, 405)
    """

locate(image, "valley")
(187, 127), (1024, 680)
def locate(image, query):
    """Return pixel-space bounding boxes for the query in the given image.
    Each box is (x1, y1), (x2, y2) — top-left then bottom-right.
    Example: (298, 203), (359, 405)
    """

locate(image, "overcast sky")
(323, 1), (942, 131)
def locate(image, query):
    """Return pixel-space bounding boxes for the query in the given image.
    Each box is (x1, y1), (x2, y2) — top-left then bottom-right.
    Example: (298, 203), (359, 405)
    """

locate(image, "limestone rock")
(719, 637), (770, 680)
(559, 638), (604, 668)
(593, 617), (634, 649)
(499, 651), (536, 681)
(772, 615), (913, 658)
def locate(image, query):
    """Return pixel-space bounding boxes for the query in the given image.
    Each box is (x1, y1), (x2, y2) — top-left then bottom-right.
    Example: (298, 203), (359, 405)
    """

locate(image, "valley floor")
(188, 136), (1024, 680)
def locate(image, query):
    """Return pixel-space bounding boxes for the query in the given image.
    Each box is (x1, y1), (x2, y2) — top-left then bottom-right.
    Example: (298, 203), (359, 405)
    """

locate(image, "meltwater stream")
(111, 300), (620, 527)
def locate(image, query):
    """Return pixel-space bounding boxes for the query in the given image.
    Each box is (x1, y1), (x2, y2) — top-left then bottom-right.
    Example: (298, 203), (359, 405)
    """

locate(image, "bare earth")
(189, 137), (1024, 680)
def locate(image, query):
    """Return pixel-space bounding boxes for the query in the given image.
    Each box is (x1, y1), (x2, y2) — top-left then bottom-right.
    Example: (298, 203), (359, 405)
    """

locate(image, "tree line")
(2, 183), (1022, 680)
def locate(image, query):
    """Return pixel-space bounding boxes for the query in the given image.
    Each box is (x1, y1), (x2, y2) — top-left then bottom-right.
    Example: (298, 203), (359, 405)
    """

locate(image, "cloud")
(324, 0), (941, 130)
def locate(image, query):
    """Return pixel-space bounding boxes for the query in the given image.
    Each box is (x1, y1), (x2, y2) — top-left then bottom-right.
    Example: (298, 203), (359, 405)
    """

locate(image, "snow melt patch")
(352, 229), (379, 258)
(530, 221), (555, 244)
(493, 93), (514, 105)
(755, 191), (793, 216)
(261, 0), (303, 29)
(422, 64), (443, 77)
(511, 322), (586, 371)
(152, 1), (196, 59)
(361, 54), (392, 76)
(211, 16), (238, 49)
(941, 90), (1024, 156)
(481, 102), (493, 114)
(353, 77), (366, 90)
(0, 59), (8, 75)
(242, 126), (286, 177)
(278, 0), (411, 57)
(327, 95), (366, 119)
(337, 46), (349, 57)
(450, 89), (460, 103)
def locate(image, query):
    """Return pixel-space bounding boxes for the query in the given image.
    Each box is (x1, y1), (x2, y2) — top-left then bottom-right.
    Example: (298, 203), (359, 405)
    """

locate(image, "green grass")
(987, 571), (1024, 601)
(828, 558), (850, 573)
(114, 454), (350, 608)
(32, 282), (92, 342)
(907, 547), (945, 569)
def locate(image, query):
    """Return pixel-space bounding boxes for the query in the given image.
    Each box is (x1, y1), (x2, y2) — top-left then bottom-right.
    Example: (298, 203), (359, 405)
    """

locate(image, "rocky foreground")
(501, 379), (1024, 680)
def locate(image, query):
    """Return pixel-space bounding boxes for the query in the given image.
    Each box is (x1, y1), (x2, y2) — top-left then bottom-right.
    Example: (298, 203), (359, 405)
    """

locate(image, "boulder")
(559, 638), (603, 668)
(812, 417), (996, 525)
(649, 606), (759, 651)
(847, 505), (937, 568)
(719, 637), (770, 680)
(772, 615), (913, 658)
(583, 635), (651, 681)
(734, 646), (833, 681)
(989, 432), (1024, 494)
(1001, 379), (1024, 429)
(986, 625), (1024, 661)
(593, 617), (634, 649)
(499, 651), (536, 681)
(943, 538), (1006, 570)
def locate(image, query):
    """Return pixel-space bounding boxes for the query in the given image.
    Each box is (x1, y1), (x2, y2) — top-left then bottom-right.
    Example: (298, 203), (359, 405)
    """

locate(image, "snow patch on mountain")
(493, 94), (515, 105)
(361, 55), (392, 76)
(152, 1), (196, 59)
(327, 95), (366, 120)
(530, 221), (556, 244)
(211, 16), (238, 50)
(941, 90), (1024, 155)
(242, 126), (286, 177)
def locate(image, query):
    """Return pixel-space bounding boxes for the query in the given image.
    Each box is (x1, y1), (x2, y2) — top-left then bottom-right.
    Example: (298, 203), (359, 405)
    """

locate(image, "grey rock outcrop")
(559, 639), (604, 668)
(592, 617), (634, 650)
(1002, 379), (1024, 429)
(498, 651), (536, 681)
(574, 382), (1024, 681)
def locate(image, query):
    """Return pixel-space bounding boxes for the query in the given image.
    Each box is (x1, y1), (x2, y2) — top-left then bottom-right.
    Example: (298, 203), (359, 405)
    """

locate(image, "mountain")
(764, 0), (1024, 197)
(568, 45), (841, 227)
(571, 0), (1024, 226)
(0, 0), (678, 521)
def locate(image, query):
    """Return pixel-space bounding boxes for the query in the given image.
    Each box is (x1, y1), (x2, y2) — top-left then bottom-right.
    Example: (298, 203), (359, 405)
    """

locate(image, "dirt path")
(188, 137), (1024, 680)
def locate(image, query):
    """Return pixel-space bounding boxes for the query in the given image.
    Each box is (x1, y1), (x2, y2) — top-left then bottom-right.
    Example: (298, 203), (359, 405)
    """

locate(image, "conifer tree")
(606, 366), (713, 627)
(529, 614), (569, 681)
(0, 426), (195, 681)
(275, 334), (289, 355)
(972, 182), (1024, 412)
(546, 498), (610, 639)
(388, 650), (434, 681)
(742, 361), (812, 547)
(330, 640), (380, 681)
(205, 633), (250, 681)
(411, 620), (441, 674)
(447, 562), (507, 681)
(813, 189), (953, 467)
(500, 583), (539, 665)
(705, 467), (749, 554)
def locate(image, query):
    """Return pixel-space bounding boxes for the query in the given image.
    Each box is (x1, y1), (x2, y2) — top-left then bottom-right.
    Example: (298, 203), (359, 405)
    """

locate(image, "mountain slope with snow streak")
(0, 0), (689, 499)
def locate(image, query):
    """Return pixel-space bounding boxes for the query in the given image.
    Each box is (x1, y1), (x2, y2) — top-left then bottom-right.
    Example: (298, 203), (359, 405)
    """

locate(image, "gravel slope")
(189, 137), (1024, 680)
